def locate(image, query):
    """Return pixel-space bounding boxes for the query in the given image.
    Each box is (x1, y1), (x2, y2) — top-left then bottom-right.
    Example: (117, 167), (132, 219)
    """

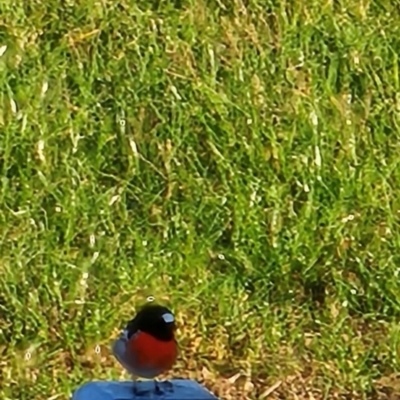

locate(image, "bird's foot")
(154, 382), (163, 395)
(132, 382), (149, 396)
(154, 380), (174, 394)
(164, 380), (174, 393)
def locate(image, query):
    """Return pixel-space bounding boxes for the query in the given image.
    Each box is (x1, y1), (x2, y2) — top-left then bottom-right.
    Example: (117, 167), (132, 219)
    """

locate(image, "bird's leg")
(132, 378), (139, 396)
(132, 381), (139, 396)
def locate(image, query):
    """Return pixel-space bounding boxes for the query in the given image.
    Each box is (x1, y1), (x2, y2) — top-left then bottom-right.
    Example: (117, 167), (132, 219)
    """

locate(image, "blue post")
(72, 379), (220, 399)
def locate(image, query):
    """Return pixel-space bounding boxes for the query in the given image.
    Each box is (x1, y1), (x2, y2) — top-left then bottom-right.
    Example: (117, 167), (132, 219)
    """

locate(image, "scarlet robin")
(112, 303), (178, 395)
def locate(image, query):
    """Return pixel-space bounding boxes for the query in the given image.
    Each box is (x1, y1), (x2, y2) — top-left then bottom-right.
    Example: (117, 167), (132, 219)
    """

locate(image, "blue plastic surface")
(72, 379), (219, 400)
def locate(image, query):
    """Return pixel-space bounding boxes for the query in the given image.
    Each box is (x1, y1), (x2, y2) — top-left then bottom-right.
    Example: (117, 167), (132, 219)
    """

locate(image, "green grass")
(1, 1), (400, 399)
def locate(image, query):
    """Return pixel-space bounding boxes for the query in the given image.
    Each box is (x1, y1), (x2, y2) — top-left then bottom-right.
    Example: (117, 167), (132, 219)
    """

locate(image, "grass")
(1, 0), (400, 399)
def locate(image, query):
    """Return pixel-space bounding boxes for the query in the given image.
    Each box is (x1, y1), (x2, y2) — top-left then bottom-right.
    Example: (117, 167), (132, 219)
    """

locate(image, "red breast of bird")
(112, 304), (178, 379)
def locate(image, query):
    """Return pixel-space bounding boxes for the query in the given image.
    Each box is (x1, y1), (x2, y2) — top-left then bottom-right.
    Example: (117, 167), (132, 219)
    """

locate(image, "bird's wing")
(112, 336), (138, 374)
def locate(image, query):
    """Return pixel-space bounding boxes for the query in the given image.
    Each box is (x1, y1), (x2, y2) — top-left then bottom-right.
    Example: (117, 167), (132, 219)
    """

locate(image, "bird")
(112, 303), (178, 395)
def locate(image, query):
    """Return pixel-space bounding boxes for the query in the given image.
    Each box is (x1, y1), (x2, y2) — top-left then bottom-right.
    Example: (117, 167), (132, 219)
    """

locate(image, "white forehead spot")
(162, 313), (174, 323)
